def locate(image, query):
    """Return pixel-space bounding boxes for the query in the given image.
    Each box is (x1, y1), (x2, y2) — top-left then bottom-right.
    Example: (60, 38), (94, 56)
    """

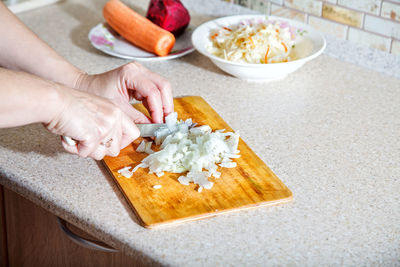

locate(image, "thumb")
(119, 102), (152, 124)
(120, 113), (141, 149)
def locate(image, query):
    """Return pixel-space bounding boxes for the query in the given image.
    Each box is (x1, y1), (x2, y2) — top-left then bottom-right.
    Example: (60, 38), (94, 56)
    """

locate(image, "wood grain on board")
(103, 96), (292, 228)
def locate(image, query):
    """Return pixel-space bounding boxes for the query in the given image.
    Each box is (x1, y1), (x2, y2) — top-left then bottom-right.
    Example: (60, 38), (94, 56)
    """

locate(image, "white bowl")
(191, 15), (326, 82)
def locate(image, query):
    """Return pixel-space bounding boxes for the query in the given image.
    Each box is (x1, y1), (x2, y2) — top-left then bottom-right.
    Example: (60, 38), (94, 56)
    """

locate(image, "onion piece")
(136, 140), (146, 152)
(144, 141), (154, 154)
(178, 175), (190, 185)
(117, 166), (131, 173)
(117, 166), (133, 178)
(219, 162), (237, 168)
(132, 162), (147, 173)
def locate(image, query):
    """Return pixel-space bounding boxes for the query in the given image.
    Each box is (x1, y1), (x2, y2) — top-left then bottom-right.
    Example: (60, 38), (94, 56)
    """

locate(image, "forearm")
(0, 2), (84, 88)
(0, 67), (61, 128)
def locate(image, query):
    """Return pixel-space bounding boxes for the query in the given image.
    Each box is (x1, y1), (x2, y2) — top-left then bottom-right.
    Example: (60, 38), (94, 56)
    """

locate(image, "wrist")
(40, 82), (66, 127)
(72, 71), (100, 95)
(39, 56), (88, 90)
(73, 70), (89, 91)
(73, 71), (111, 97)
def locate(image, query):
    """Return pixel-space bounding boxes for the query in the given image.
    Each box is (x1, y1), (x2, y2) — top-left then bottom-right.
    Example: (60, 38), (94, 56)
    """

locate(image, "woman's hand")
(75, 62), (174, 124)
(46, 85), (140, 160)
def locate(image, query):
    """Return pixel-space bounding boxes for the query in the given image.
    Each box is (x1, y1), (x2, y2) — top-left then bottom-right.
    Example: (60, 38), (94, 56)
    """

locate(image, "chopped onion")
(131, 112), (240, 191)
(219, 162), (237, 168)
(137, 140), (155, 154)
(136, 140), (146, 152)
(117, 166), (133, 178)
(156, 172), (164, 177)
(144, 141), (154, 154)
(118, 166), (131, 173)
(178, 175), (190, 185)
(132, 163), (147, 173)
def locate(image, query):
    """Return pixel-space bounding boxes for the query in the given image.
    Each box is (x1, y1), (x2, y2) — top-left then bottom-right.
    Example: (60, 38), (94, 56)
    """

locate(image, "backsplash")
(223, 0), (400, 55)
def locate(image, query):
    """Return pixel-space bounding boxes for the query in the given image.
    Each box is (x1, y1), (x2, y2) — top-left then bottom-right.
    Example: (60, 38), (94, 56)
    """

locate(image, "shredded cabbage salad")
(118, 112), (240, 192)
(207, 19), (302, 64)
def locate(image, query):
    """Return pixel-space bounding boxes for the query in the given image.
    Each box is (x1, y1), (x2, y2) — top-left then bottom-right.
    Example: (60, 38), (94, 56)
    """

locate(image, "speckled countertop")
(1, 0), (399, 266)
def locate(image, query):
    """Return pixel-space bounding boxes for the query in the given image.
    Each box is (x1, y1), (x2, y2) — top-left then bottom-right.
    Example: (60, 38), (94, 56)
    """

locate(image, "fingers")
(77, 137), (101, 159)
(135, 80), (163, 123)
(84, 112), (138, 159)
(90, 113), (139, 159)
(146, 72), (174, 116)
(60, 100), (139, 160)
(119, 101), (151, 124)
(122, 62), (174, 122)
(76, 134), (120, 160)
(105, 117), (122, 157)
(89, 146), (107, 161)
(120, 113), (140, 149)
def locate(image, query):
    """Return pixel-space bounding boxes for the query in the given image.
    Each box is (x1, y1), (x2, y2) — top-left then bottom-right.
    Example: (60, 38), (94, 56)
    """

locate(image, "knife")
(63, 123), (166, 146)
(136, 123), (166, 137)
(136, 122), (197, 137)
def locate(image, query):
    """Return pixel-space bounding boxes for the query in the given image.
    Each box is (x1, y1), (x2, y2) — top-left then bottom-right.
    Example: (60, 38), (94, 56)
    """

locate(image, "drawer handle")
(57, 217), (118, 253)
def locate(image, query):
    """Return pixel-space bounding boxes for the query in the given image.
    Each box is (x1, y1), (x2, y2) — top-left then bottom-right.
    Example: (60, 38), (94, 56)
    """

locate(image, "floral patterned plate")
(88, 23), (195, 61)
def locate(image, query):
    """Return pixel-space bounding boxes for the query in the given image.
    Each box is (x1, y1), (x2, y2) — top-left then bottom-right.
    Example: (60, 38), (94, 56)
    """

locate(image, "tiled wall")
(223, 0), (400, 55)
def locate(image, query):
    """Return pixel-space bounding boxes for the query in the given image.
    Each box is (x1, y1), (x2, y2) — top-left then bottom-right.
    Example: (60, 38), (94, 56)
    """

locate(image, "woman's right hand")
(45, 85), (139, 160)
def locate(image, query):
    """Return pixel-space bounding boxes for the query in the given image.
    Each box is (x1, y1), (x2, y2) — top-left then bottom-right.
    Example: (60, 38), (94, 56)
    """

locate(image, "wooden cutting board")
(103, 96), (292, 228)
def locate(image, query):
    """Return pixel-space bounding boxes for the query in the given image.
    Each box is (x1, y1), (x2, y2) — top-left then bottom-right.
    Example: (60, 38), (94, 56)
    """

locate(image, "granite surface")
(0, 0), (399, 266)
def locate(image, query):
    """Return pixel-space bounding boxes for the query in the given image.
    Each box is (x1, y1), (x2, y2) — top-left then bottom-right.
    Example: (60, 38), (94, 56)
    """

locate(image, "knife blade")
(63, 123), (166, 146)
(137, 122), (198, 137)
(63, 123), (196, 145)
(136, 123), (166, 137)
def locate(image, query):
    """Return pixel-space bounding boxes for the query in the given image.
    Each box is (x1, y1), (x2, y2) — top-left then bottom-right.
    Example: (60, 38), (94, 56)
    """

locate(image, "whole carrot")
(103, 0), (175, 56)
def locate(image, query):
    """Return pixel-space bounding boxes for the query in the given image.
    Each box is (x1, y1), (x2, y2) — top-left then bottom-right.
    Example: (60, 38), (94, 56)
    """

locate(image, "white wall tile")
(364, 15), (400, 39)
(322, 0), (337, 4)
(322, 3), (363, 27)
(237, 0), (250, 7)
(337, 0), (381, 15)
(284, 0), (323, 16)
(270, 0), (284, 5)
(391, 39), (400, 54)
(308, 16), (348, 38)
(271, 4), (307, 22)
(381, 1), (400, 22)
(251, 0), (270, 14)
(348, 28), (391, 51)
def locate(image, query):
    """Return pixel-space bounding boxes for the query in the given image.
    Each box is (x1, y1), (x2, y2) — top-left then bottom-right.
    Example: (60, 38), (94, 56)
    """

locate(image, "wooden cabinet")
(0, 185), (142, 267)
(1, 186), (8, 267)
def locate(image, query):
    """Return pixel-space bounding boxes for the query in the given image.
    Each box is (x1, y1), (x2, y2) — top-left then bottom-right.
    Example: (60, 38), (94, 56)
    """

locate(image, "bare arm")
(0, 67), (59, 127)
(0, 2), (83, 88)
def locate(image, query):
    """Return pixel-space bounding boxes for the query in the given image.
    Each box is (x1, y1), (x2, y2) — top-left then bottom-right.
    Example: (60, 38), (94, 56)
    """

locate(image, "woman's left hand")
(75, 62), (174, 124)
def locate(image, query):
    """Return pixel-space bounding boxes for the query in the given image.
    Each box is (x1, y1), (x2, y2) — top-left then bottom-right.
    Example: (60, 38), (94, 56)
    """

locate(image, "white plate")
(192, 15), (326, 82)
(88, 23), (195, 61)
